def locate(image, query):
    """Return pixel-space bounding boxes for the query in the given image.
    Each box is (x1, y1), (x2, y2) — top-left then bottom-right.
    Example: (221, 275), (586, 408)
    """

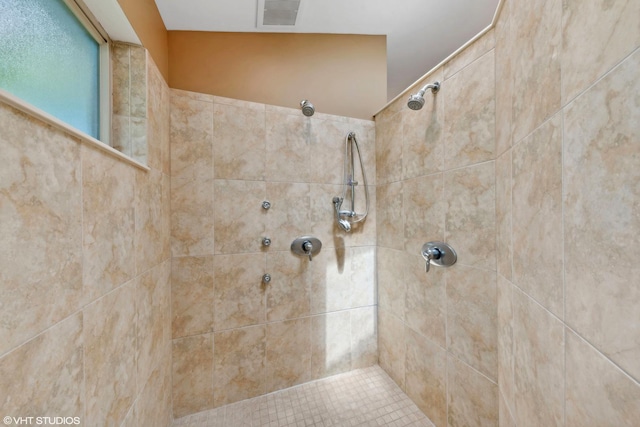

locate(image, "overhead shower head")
(407, 81), (440, 110)
(300, 99), (315, 116)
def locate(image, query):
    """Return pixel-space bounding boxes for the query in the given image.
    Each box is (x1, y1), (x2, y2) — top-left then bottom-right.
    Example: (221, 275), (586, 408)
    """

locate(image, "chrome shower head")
(407, 81), (440, 110)
(338, 218), (351, 232)
(300, 100), (315, 117)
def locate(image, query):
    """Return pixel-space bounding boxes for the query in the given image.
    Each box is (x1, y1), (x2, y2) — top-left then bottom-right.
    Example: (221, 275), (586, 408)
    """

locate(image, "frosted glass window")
(0, 0), (101, 138)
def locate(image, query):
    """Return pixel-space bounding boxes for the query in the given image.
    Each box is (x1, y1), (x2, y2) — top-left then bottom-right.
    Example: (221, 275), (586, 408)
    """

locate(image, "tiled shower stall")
(0, 0), (638, 426)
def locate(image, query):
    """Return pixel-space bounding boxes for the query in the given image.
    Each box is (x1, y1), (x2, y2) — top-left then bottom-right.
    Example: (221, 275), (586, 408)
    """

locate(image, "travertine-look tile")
(147, 53), (170, 174)
(405, 253), (446, 348)
(494, 0), (514, 156)
(349, 246), (376, 308)
(213, 102), (265, 181)
(512, 114), (563, 317)
(497, 275), (514, 410)
(444, 161), (496, 269)
(266, 182), (310, 252)
(403, 173), (445, 255)
(170, 93), (214, 180)
(512, 288), (564, 427)
(112, 114), (131, 156)
(213, 253), (265, 330)
(171, 177), (215, 257)
(265, 318), (311, 393)
(0, 104), (82, 356)
(82, 145), (135, 300)
(130, 117), (147, 165)
(265, 109), (310, 182)
(378, 308), (406, 390)
(444, 30), (495, 79)
(447, 356), (498, 427)
(376, 248), (407, 320)
(84, 281), (137, 426)
(111, 43), (130, 117)
(375, 111), (402, 184)
(266, 251), (310, 322)
(311, 312), (352, 379)
(172, 334), (214, 418)
(308, 116), (351, 184)
(402, 69), (444, 180)
(447, 265), (498, 380)
(444, 50), (495, 169)
(213, 179), (266, 254)
(0, 313), (83, 420)
(563, 49), (640, 381)
(561, 0), (640, 104)
(350, 306), (378, 368)
(214, 326), (266, 407)
(309, 246), (350, 313)
(136, 168), (169, 274)
(565, 329), (640, 427)
(377, 181), (404, 250)
(136, 355), (173, 427)
(405, 327), (446, 427)
(172, 256), (214, 338)
(495, 150), (512, 281)
(129, 45), (147, 119)
(499, 391), (516, 427)
(173, 88), (214, 103)
(510, 0), (561, 143)
(309, 183), (345, 249)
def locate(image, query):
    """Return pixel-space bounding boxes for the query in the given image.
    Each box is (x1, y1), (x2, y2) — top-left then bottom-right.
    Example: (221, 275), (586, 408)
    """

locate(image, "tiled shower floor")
(172, 365), (435, 427)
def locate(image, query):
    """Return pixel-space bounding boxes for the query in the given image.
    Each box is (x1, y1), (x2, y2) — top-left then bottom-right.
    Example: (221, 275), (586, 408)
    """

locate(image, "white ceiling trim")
(82, 0), (140, 44)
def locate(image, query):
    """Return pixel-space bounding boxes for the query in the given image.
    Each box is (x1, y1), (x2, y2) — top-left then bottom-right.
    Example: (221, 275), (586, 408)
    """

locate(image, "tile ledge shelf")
(0, 88), (150, 172)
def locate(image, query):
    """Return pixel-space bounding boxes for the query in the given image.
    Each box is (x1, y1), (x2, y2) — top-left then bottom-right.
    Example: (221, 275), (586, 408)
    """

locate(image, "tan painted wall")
(117, 0), (169, 81)
(168, 32), (386, 120)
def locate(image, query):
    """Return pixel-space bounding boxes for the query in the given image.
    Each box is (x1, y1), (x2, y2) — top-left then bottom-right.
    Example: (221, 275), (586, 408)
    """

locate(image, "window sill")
(0, 88), (150, 172)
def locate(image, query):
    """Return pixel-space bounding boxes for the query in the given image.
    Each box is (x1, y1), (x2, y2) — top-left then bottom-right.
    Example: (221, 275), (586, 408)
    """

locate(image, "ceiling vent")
(257, 0), (304, 28)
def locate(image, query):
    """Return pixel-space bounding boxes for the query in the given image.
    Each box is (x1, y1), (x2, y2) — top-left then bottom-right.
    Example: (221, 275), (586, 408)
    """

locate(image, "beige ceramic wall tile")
(130, 117), (148, 165)
(378, 308), (406, 390)
(497, 275), (514, 411)
(347, 117), (376, 186)
(444, 161), (496, 269)
(375, 112), (402, 184)
(308, 116), (352, 185)
(170, 93), (214, 180)
(309, 183), (345, 249)
(111, 44), (130, 117)
(447, 356), (499, 427)
(82, 145), (135, 301)
(171, 177), (215, 257)
(512, 114), (563, 317)
(171, 256), (214, 338)
(405, 327), (447, 427)
(401, 69), (444, 180)
(135, 357), (172, 427)
(374, 95), (404, 125)
(265, 318), (311, 393)
(0, 313), (83, 420)
(129, 45), (147, 119)
(137, 263), (170, 390)
(499, 391), (516, 427)
(213, 325), (266, 407)
(349, 246), (376, 308)
(376, 181), (404, 250)
(350, 306), (378, 368)
(311, 312), (352, 379)
(495, 150), (512, 281)
(444, 30), (496, 79)
(405, 253), (446, 348)
(84, 281), (137, 426)
(213, 253), (266, 330)
(510, 0), (561, 143)
(172, 334), (214, 418)
(443, 50), (496, 169)
(447, 265), (498, 380)
(0, 104), (83, 356)
(265, 108), (310, 182)
(147, 53), (171, 174)
(266, 182), (310, 252)
(376, 248), (407, 320)
(266, 251), (311, 322)
(213, 179), (266, 254)
(563, 49), (640, 381)
(172, 88), (214, 103)
(565, 329), (640, 427)
(494, 0), (514, 156)
(403, 173), (445, 255)
(512, 288), (564, 427)
(213, 102), (265, 180)
(561, 0), (640, 104)
(112, 114), (131, 156)
(135, 168), (169, 274)
(120, 405), (136, 427)
(309, 246), (351, 314)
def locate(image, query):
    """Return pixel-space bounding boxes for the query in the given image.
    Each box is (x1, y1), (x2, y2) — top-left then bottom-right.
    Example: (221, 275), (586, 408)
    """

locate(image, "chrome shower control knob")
(262, 237), (271, 247)
(262, 200), (271, 210)
(421, 242), (457, 273)
(302, 240), (313, 261)
(262, 274), (271, 284)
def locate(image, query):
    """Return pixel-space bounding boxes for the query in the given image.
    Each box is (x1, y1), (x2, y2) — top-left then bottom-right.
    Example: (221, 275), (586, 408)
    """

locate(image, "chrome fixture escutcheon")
(262, 273), (271, 284)
(421, 241), (457, 273)
(262, 200), (271, 210)
(291, 236), (322, 261)
(262, 237), (272, 247)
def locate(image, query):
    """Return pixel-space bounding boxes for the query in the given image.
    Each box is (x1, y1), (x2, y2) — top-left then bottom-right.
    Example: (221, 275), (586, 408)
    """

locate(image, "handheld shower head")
(338, 218), (351, 232)
(300, 100), (315, 117)
(407, 81), (440, 110)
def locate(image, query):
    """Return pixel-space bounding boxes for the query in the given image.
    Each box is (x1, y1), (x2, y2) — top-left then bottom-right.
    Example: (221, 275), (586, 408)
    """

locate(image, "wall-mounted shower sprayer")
(300, 100), (315, 116)
(333, 131), (369, 232)
(407, 81), (440, 110)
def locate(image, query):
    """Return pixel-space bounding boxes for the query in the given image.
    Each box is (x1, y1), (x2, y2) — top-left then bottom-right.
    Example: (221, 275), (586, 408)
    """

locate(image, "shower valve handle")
(302, 241), (313, 261)
(423, 248), (442, 273)
(421, 242), (457, 274)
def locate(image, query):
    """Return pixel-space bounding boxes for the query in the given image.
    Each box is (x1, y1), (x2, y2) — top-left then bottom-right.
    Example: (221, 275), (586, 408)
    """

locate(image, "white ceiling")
(153, 0), (500, 100)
